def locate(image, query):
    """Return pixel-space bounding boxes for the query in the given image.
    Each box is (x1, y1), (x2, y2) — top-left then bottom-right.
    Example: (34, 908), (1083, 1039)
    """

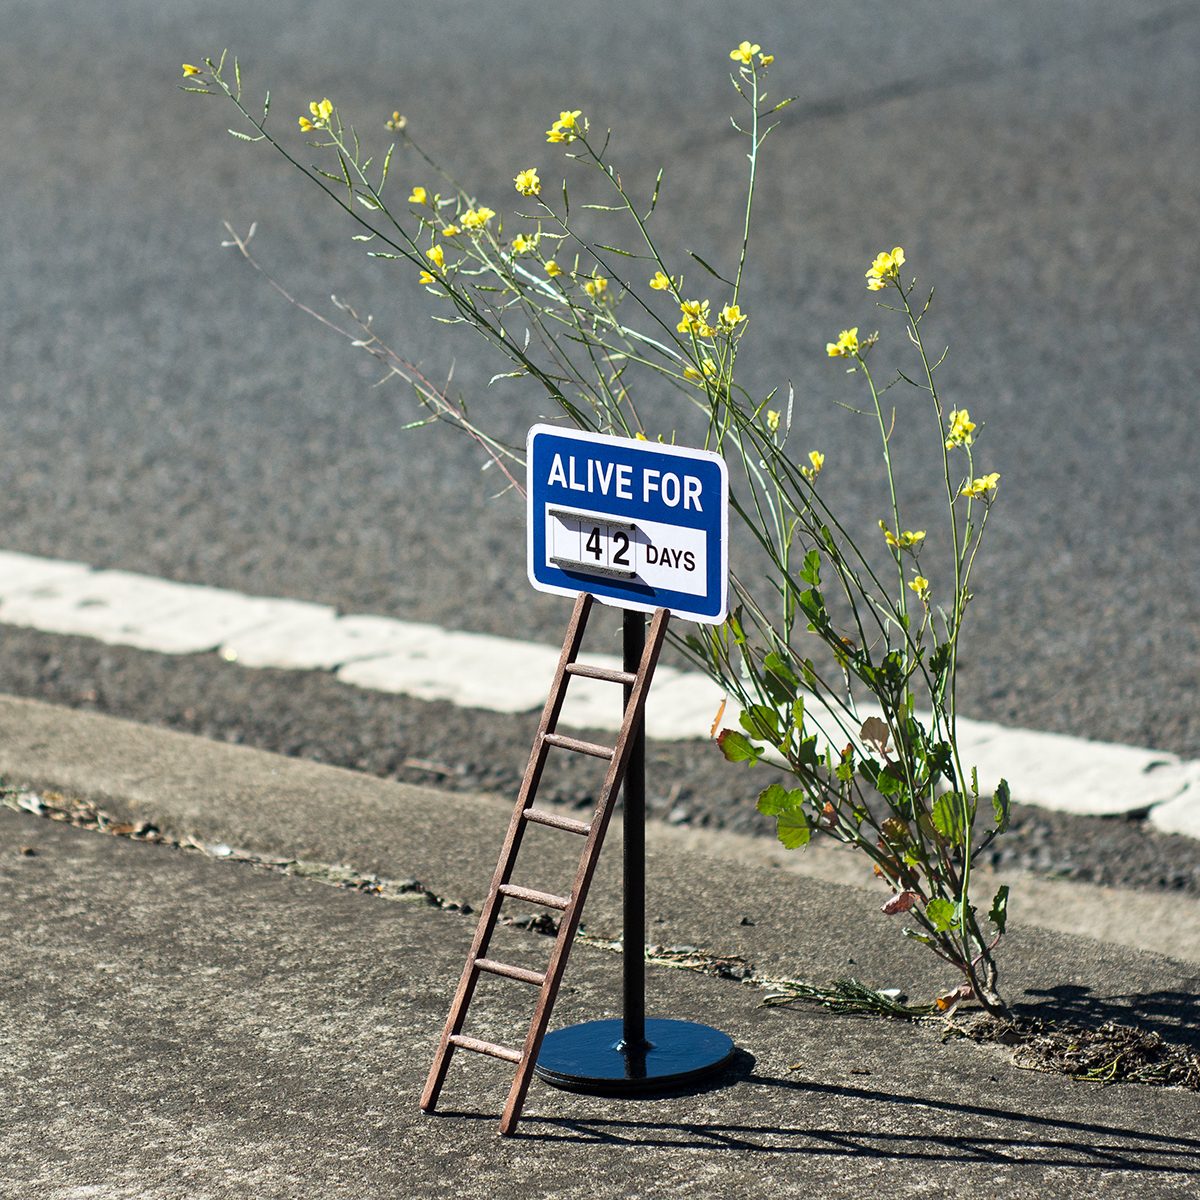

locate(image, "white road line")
(0, 549), (1197, 829)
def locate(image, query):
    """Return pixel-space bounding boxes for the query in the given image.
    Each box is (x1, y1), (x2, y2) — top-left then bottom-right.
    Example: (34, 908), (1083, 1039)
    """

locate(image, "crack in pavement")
(2, 784), (782, 991)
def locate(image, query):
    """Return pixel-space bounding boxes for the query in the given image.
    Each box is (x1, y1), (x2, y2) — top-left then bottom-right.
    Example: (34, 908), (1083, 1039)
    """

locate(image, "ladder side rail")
(499, 607), (671, 1134)
(420, 591), (594, 1113)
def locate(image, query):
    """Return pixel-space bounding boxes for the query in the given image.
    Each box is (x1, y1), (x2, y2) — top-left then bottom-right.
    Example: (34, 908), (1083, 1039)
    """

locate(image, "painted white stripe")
(0, 549), (1196, 826)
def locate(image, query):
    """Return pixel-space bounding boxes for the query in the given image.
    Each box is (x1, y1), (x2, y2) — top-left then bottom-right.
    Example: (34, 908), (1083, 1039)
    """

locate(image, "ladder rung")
(542, 732), (614, 760)
(449, 1034), (523, 1064)
(475, 958), (547, 987)
(498, 883), (571, 911)
(565, 662), (638, 686)
(523, 806), (591, 836)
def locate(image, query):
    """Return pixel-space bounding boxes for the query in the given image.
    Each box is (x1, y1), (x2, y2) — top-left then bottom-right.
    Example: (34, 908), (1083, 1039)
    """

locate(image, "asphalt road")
(2, 0), (1199, 760)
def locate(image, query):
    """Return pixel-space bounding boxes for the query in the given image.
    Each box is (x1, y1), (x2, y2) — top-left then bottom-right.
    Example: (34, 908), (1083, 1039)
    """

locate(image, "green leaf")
(924, 898), (958, 933)
(989, 885), (1009, 934)
(717, 729), (762, 765)
(724, 609), (744, 645)
(799, 548), (821, 586)
(756, 784), (810, 849)
(756, 783), (790, 815)
(793, 733), (819, 768)
(740, 704), (780, 742)
(761, 668), (794, 707)
(925, 741), (954, 783)
(931, 793), (966, 846)
(874, 765), (905, 797)
(775, 806), (811, 850)
(929, 642), (952, 678)
(763, 651), (799, 689)
(992, 779), (1011, 833)
(798, 588), (824, 623)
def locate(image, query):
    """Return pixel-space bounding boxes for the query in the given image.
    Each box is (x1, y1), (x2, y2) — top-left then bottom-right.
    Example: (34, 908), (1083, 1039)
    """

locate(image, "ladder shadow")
(443, 1070), (1200, 1172)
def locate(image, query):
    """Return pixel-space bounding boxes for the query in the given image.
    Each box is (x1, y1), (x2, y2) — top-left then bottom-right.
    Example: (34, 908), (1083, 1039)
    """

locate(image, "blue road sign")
(526, 425), (728, 624)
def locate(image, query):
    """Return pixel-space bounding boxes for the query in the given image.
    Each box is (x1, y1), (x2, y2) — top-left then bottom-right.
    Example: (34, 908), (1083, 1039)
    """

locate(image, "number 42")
(586, 525), (630, 566)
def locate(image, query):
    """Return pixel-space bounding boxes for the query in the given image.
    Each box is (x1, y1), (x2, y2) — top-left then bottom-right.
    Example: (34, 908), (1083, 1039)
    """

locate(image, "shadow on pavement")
(441, 1074), (1200, 1172)
(1018, 982), (1200, 1048)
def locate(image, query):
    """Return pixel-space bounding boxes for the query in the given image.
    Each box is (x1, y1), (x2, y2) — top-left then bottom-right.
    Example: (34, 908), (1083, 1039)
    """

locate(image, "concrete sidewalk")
(3, 696), (1200, 1197)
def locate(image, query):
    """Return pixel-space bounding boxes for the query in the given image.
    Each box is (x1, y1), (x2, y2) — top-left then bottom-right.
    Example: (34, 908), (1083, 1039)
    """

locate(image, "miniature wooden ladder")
(419, 591), (670, 1135)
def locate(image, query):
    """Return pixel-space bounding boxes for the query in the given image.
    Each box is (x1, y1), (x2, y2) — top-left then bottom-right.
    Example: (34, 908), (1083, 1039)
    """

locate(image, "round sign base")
(533, 1018), (735, 1095)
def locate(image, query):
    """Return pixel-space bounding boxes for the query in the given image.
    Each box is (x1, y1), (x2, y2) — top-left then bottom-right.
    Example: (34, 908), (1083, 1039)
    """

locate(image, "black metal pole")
(621, 608), (648, 1054)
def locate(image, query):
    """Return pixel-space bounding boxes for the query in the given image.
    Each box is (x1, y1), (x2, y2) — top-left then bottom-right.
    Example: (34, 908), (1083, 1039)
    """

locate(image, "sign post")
(527, 424), (735, 1094)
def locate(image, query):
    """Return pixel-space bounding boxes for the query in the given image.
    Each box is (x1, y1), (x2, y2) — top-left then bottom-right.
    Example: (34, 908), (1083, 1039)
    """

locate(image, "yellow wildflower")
(908, 575), (931, 601)
(461, 206), (496, 231)
(759, 53), (775, 66)
(802, 450), (825, 480)
(386, 111), (406, 132)
(702, 357), (718, 377)
(718, 303), (746, 330)
(511, 233), (535, 255)
(441, 224), (461, 238)
(544, 260), (563, 278)
(767, 410), (781, 433)
(677, 298), (711, 335)
(634, 431), (648, 440)
(546, 110), (583, 143)
(683, 366), (703, 383)
(879, 521), (927, 550)
(418, 270), (436, 285)
(514, 167), (541, 196)
(826, 327), (860, 358)
(730, 41), (762, 66)
(408, 186), (428, 205)
(649, 270), (673, 291)
(865, 246), (906, 291)
(425, 244), (445, 270)
(584, 274), (609, 298)
(944, 408), (976, 450)
(300, 99), (333, 132)
(181, 63), (203, 77)
(960, 472), (1001, 500)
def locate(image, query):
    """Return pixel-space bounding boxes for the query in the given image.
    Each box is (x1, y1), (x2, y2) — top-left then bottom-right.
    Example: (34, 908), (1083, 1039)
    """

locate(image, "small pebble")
(19, 846), (36, 856)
